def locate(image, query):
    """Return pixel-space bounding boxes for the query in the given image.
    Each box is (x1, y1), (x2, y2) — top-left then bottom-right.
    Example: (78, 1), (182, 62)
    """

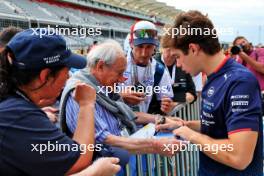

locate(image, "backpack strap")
(148, 61), (165, 114)
(154, 61), (165, 87)
(59, 87), (75, 138)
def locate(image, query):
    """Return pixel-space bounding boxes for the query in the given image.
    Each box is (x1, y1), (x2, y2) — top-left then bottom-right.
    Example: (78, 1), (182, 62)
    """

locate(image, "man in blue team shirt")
(156, 10), (263, 175)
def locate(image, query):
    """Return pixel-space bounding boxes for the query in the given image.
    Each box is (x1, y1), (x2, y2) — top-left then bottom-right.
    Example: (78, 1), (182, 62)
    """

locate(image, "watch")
(156, 114), (166, 124)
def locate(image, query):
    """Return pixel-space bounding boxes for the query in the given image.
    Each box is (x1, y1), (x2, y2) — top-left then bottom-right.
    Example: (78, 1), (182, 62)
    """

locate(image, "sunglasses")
(133, 29), (158, 39)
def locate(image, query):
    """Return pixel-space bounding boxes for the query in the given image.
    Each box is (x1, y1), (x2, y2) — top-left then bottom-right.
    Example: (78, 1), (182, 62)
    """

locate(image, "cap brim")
(63, 53), (87, 69)
(133, 38), (159, 46)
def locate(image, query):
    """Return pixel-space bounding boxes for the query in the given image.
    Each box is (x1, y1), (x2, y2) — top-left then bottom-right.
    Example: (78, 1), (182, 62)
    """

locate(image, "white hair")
(87, 39), (125, 68)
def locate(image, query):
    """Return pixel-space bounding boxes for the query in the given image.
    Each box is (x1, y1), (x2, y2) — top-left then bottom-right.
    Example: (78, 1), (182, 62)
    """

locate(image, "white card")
(129, 123), (156, 139)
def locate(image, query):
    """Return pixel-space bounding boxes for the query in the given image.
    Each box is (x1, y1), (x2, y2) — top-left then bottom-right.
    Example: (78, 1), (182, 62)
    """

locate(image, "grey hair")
(87, 39), (125, 68)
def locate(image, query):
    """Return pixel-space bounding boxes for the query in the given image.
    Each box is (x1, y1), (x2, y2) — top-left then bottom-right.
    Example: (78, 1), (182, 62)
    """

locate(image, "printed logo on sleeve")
(207, 87), (215, 97)
(230, 94), (250, 112)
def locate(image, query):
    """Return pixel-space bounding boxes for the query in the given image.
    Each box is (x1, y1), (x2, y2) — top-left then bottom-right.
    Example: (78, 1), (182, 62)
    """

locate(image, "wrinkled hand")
(73, 83), (96, 106)
(120, 88), (145, 105)
(156, 117), (184, 132)
(161, 97), (176, 114)
(71, 157), (121, 176)
(153, 138), (182, 156)
(90, 157), (121, 176)
(42, 106), (58, 123)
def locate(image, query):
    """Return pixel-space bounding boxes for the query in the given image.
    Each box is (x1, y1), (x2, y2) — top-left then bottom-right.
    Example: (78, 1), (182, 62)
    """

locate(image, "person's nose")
(176, 58), (182, 68)
(118, 75), (128, 83)
(140, 48), (147, 58)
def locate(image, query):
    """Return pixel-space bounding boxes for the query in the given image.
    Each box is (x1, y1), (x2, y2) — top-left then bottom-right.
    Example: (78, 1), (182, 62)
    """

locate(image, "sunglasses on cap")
(133, 29), (158, 39)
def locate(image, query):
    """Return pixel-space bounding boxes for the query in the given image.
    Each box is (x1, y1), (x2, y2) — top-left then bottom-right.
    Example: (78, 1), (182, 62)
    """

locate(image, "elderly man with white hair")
(59, 40), (180, 176)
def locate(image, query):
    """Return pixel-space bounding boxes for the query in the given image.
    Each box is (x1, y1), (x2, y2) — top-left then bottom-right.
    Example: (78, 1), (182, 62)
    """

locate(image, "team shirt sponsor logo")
(201, 119), (216, 126)
(202, 111), (214, 118)
(230, 94), (250, 112)
(202, 99), (214, 110)
(207, 87), (215, 97)
(223, 73), (232, 81)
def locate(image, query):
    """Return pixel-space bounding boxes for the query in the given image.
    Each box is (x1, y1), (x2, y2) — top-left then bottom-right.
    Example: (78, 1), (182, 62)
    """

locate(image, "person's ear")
(189, 43), (200, 55)
(96, 60), (105, 71)
(39, 68), (51, 84)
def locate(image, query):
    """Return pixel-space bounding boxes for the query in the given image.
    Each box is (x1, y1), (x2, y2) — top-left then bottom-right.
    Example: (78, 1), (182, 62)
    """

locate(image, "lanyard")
(161, 56), (176, 85)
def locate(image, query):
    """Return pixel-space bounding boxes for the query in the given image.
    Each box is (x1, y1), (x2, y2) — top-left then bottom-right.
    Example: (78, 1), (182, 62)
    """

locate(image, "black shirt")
(0, 94), (80, 176)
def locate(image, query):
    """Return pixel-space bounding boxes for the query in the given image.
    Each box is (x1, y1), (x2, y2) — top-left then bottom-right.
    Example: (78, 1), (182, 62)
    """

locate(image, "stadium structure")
(0, 0), (182, 50)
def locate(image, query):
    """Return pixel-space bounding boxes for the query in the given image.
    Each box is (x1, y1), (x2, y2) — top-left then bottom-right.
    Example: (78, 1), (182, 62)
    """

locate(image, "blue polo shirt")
(0, 94), (80, 176)
(199, 58), (263, 176)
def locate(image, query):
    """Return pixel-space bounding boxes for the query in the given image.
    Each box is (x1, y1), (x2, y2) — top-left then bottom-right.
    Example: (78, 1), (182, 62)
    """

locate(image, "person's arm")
(173, 127), (258, 170)
(134, 112), (156, 124)
(66, 84), (96, 175)
(104, 134), (155, 153)
(104, 134), (180, 156)
(156, 117), (201, 132)
(135, 112), (185, 126)
(184, 120), (201, 132)
(239, 51), (264, 74)
(174, 77), (262, 170)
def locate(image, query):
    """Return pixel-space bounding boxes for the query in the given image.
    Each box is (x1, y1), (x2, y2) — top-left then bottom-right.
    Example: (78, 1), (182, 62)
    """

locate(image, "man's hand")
(238, 51), (248, 60)
(161, 97), (176, 114)
(173, 126), (197, 141)
(89, 157), (121, 176)
(73, 83), (96, 107)
(120, 89), (145, 105)
(153, 138), (182, 156)
(185, 92), (195, 103)
(71, 157), (121, 176)
(156, 117), (184, 132)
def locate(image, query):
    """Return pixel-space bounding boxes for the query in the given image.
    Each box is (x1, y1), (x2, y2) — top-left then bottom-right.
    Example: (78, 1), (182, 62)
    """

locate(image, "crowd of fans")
(0, 9), (263, 176)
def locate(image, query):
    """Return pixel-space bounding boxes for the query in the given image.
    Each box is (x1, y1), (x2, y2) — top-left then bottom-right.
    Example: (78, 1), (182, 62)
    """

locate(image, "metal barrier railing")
(125, 95), (202, 176)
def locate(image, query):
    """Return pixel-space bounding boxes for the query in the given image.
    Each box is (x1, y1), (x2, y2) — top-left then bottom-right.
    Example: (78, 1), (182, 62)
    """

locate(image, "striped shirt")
(66, 93), (121, 143)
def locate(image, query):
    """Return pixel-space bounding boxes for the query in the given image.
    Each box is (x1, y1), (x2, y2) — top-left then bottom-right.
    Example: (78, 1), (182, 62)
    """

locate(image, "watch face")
(157, 116), (166, 124)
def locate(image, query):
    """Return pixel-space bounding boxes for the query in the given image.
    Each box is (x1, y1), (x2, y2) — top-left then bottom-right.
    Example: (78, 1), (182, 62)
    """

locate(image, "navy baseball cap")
(7, 28), (87, 70)
(130, 21), (159, 46)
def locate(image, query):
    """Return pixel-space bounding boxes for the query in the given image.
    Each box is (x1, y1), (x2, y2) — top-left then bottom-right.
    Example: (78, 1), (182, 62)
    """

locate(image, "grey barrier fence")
(124, 95), (202, 176)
